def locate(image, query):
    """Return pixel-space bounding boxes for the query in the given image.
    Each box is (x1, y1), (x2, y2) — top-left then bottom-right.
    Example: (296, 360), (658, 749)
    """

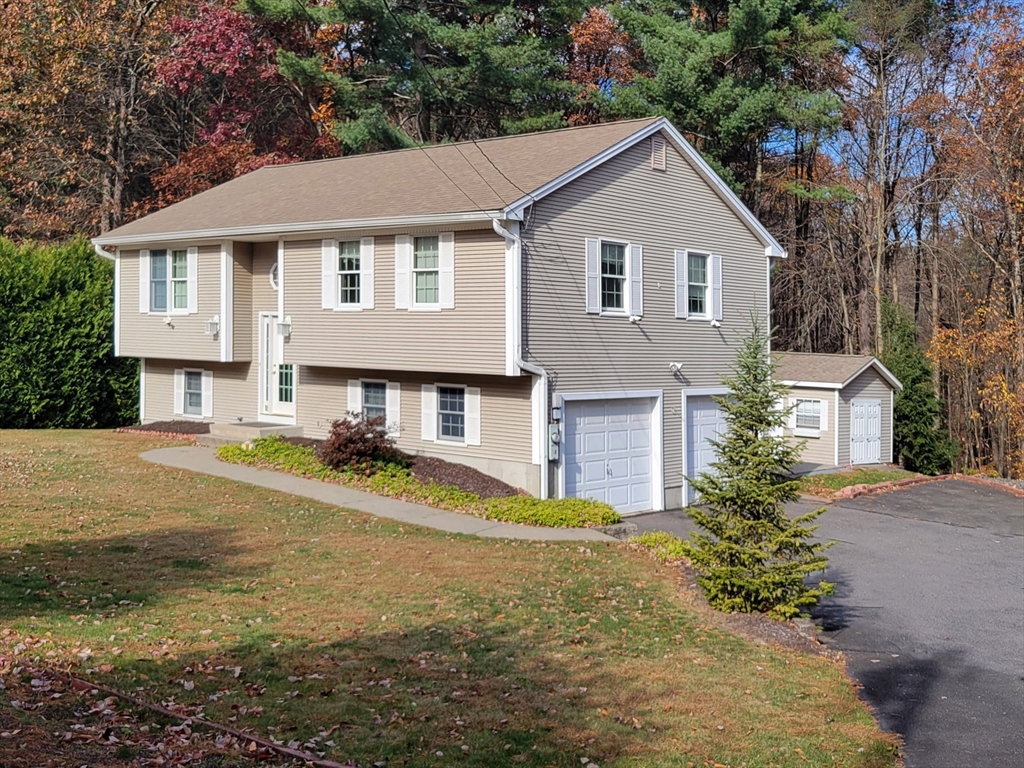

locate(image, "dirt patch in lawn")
(116, 420), (210, 435)
(281, 437), (523, 499)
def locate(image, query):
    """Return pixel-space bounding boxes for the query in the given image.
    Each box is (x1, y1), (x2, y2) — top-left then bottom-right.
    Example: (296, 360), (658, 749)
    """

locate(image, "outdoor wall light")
(668, 362), (683, 373)
(205, 315), (220, 335)
(277, 316), (292, 337)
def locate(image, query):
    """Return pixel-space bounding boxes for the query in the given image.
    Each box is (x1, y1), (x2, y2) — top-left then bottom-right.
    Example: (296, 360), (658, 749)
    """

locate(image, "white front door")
(685, 395), (727, 504)
(260, 313), (295, 418)
(850, 399), (881, 464)
(564, 398), (653, 515)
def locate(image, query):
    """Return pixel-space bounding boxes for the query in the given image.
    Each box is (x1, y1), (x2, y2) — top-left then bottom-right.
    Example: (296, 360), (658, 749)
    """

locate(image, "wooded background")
(0, 0), (1020, 476)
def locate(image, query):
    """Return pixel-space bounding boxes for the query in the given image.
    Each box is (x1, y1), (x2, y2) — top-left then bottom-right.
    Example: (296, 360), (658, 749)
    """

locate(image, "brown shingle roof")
(772, 352), (902, 390)
(101, 118), (661, 241)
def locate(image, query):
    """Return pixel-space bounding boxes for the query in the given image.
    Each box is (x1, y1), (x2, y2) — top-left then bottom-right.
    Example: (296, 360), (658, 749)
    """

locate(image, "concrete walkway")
(142, 446), (616, 542)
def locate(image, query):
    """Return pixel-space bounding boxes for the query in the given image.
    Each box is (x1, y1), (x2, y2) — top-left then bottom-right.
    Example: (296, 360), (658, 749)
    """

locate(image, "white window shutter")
(820, 399), (829, 430)
(139, 250), (150, 313)
(439, 231), (455, 309)
(321, 239), (337, 309)
(386, 382), (401, 436)
(674, 250), (688, 319)
(421, 384), (437, 441)
(394, 235), (412, 309)
(629, 243), (643, 317)
(360, 237), (375, 310)
(187, 246), (199, 314)
(711, 253), (723, 321)
(788, 398), (798, 429)
(347, 379), (361, 415)
(173, 369), (185, 415)
(465, 387), (481, 446)
(585, 238), (600, 314)
(201, 370), (214, 418)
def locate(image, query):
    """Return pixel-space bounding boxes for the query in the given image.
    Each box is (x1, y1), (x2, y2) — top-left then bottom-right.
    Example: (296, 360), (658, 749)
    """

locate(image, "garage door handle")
(606, 462), (612, 477)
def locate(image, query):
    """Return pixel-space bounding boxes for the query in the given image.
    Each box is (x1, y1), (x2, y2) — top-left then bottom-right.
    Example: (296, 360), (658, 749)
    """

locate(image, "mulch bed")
(116, 420), (210, 436)
(280, 437), (523, 499)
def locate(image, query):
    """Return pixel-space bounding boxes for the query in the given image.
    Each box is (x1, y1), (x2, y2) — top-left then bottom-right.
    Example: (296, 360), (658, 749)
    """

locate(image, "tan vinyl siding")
(785, 386), (837, 467)
(142, 359), (258, 423)
(232, 242), (253, 361)
(119, 246), (222, 361)
(523, 134), (769, 507)
(838, 368), (894, 464)
(281, 229), (505, 375)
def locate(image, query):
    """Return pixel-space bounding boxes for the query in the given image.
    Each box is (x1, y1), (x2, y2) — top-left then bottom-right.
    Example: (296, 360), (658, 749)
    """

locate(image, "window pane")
(151, 280), (167, 311)
(184, 371), (202, 415)
(173, 279), (188, 309)
(796, 401), (820, 429)
(171, 251), (188, 279)
(278, 364), (294, 404)
(440, 412), (465, 439)
(688, 254), (707, 285)
(338, 241), (360, 272)
(362, 382), (386, 420)
(438, 387), (465, 440)
(600, 242), (625, 277)
(150, 251), (167, 279)
(602, 276), (624, 310)
(185, 371), (202, 391)
(415, 271), (438, 304)
(414, 236), (439, 269)
(688, 285), (705, 315)
(339, 272), (360, 304)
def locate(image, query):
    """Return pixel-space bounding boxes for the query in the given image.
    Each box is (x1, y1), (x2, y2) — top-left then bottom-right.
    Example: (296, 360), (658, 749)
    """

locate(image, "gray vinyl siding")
(119, 246), (222, 361)
(785, 386), (837, 467)
(837, 368), (894, 465)
(299, 367), (537, 492)
(522, 134), (770, 508)
(232, 242), (253, 362)
(281, 229), (506, 375)
(142, 359), (258, 423)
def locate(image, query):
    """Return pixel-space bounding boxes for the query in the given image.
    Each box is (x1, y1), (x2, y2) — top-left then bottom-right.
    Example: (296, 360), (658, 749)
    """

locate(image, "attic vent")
(650, 134), (667, 171)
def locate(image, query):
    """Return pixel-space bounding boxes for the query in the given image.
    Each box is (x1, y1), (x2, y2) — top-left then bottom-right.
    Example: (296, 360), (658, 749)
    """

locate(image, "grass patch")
(800, 467), (920, 497)
(0, 430), (898, 767)
(219, 436), (620, 528)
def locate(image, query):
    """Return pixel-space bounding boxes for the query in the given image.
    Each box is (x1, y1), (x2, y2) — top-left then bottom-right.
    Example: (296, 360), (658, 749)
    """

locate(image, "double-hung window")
(337, 240), (361, 305)
(674, 249), (721, 322)
(600, 242), (626, 312)
(362, 382), (387, 421)
(184, 370), (203, 416)
(150, 249), (189, 313)
(687, 252), (708, 317)
(795, 399), (822, 431)
(413, 236), (440, 306)
(437, 386), (465, 440)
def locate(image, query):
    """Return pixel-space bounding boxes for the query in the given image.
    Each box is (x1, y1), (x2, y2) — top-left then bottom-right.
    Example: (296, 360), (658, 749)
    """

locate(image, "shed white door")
(850, 399), (881, 464)
(565, 398), (653, 514)
(685, 395), (727, 504)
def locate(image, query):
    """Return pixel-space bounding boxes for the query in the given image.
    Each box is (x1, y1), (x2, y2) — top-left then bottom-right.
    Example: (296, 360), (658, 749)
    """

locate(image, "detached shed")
(773, 353), (903, 471)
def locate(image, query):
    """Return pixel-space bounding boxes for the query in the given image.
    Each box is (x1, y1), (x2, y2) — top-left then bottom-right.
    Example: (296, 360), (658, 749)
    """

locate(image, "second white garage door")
(565, 398), (653, 514)
(685, 394), (728, 504)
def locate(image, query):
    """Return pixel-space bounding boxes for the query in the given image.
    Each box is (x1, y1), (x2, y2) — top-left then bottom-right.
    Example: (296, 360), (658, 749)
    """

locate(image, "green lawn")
(0, 431), (898, 767)
(800, 467), (920, 497)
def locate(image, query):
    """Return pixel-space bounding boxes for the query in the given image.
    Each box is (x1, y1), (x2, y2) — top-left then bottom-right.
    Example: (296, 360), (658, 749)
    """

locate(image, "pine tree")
(683, 321), (833, 620)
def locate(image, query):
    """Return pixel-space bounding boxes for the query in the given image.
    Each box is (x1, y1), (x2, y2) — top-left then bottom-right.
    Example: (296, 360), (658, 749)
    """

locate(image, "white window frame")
(347, 378), (401, 436)
(674, 248), (722, 322)
(183, 369), (203, 416)
(420, 383), (480, 446)
(585, 237), (643, 318)
(141, 246), (198, 316)
(436, 384), (467, 442)
(686, 251), (709, 318)
(336, 239), (362, 307)
(173, 367), (213, 419)
(322, 237), (374, 311)
(412, 234), (441, 309)
(395, 232), (454, 311)
(790, 397), (827, 438)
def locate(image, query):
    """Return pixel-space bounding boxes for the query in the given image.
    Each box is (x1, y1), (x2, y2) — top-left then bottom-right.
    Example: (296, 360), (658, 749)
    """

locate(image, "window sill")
(410, 305), (442, 313)
(598, 310), (628, 318)
(148, 310), (194, 317)
(331, 305), (364, 313)
(794, 428), (822, 439)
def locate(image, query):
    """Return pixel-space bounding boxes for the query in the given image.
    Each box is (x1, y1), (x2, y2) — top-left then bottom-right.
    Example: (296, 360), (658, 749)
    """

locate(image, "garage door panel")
(565, 397), (654, 515)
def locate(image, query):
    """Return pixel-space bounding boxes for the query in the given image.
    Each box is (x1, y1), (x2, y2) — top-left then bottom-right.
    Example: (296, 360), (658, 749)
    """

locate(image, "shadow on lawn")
(0, 527), (256, 621)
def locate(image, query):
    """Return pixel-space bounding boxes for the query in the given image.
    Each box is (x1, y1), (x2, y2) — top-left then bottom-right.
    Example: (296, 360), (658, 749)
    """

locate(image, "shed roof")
(773, 352), (903, 391)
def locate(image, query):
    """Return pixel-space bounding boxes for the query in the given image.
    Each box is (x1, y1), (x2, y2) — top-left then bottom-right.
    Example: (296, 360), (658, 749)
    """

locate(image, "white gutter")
(93, 243), (115, 260)
(492, 217), (550, 500)
(90, 210), (505, 247)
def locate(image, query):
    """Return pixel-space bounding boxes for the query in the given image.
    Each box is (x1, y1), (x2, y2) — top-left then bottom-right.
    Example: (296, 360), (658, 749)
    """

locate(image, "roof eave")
(778, 380), (843, 390)
(842, 359), (904, 392)
(92, 209), (504, 247)
(502, 117), (787, 259)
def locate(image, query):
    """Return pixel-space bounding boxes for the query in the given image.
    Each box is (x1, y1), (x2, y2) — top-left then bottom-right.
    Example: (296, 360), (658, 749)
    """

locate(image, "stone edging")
(114, 427), (197, 441)
(833, 473), (1024, 500)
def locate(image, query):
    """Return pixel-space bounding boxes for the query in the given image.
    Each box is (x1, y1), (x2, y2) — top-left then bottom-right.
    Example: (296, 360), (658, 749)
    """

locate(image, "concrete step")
(194, 434), (240, 449)
(208, 422), (304, 440)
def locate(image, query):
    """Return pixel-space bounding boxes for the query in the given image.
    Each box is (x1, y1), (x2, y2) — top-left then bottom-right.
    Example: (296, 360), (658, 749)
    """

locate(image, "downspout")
(492, 217), (550, 500)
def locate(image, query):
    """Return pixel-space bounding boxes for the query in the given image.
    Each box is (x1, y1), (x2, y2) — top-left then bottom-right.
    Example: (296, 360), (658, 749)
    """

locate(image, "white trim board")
(555, 389), (665, 514)
(680, 386), (730, 507)
(113, 248), (121, 356)
(138, 357), (146, 423)
(219, 240), (234, 362)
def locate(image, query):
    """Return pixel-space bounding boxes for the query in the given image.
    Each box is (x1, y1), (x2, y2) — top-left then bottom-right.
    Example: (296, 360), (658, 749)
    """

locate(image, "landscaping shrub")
(482, 496), (619, 528)
(631, 531), (689, 564)
(317, 414), (406, 471)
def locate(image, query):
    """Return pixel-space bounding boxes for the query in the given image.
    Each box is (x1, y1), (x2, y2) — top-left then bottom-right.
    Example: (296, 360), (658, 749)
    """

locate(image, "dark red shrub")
(317, 413), (405, 472)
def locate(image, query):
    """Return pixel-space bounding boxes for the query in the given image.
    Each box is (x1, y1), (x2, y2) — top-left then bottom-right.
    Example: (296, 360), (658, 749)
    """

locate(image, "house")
(774, 352), (903, 472)
(93, 116), (789, 514)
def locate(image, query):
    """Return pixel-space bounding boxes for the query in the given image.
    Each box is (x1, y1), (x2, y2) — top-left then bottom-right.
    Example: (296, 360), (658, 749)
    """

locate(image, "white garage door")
(850, 399), (882, 464)
(565, 398), (653, 514)
(685, 395), (727, 504)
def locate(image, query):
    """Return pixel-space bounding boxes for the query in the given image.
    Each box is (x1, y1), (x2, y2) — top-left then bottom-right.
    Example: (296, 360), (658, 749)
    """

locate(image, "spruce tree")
(683, 322), (833, 620)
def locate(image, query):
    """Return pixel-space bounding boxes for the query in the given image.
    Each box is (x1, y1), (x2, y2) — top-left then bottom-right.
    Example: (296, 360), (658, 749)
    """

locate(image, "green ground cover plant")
(219, 435), (620, 528)
(800, 467), (920, 497)
(0, 430), (898, 767)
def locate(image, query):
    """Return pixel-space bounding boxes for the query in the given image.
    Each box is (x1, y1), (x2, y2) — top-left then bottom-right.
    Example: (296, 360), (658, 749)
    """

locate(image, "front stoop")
(195, 421), (304, 448)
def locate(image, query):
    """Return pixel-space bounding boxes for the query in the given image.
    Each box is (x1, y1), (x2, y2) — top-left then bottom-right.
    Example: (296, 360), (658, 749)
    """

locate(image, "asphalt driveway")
(633, 479), (1024, 768)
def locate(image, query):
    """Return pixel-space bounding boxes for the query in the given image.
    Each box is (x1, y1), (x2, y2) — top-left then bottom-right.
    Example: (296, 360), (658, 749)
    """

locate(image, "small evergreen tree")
(880, 298), (955, 475)
(683, 321), (833, 620)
